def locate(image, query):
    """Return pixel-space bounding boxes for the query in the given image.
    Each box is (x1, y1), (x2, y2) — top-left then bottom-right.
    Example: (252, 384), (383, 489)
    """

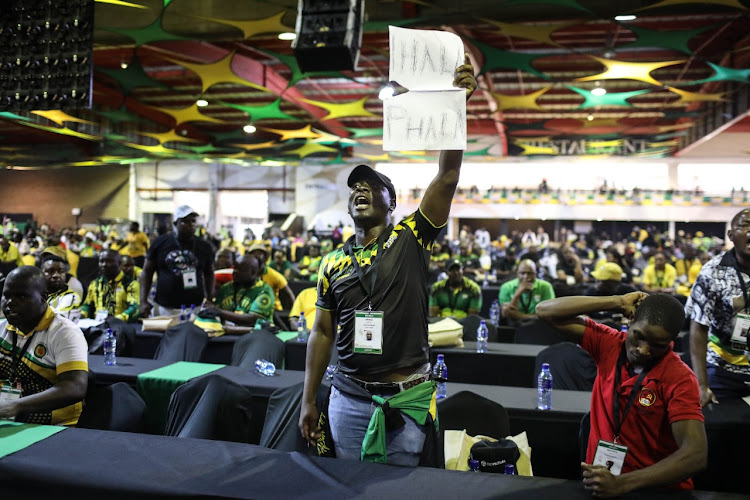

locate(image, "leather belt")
(346, 373), (430, 393)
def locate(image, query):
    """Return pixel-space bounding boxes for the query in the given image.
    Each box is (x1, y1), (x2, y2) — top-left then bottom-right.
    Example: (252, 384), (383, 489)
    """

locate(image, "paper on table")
(384, 26), (467, 151)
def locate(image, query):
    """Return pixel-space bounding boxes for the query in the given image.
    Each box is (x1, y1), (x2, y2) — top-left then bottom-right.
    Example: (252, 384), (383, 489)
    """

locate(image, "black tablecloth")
(0, 427), (740, 500)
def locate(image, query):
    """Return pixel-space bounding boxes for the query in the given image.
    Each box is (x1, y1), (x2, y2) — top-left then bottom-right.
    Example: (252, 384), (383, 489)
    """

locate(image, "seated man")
(499, 259), (555, 322)
(248, 243), (295, 311)
(556, 244), (584, 284)
(204, 255), (275, 327)
(643, 252), (677, 294)
(81, 250), (140, 323)
(120, 255), (142, 282)
(537, 293), (707, 495)
(429, 259), (482, 319)
(270, 248), (297, 280)
(585, 263), (637, 297)
(289, 287), (317, 330)
(298, 242), (323, 281)
(494, 247), (518, 280)
(213, 248), (235, 294)
(0, 266), (88, 425)
(0, 234), (24, 269)
(41, 253), (81, 319)
(41, 246), (83, 299)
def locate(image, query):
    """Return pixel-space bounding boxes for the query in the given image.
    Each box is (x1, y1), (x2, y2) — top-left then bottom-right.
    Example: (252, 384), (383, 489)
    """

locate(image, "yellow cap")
(591, 262), (623, 282)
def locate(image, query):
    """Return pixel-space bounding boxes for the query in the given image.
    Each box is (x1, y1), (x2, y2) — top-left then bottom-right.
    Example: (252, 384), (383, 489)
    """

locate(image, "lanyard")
(10, 331), (36, 383)
(612, 344), (651, 443)
(342, 226), (392, 310)
(735, 265), (750, 314)
(173, 234), (198, 258)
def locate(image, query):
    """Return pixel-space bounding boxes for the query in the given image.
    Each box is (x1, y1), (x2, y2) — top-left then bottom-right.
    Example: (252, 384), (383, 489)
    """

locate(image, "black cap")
(447, 259), (462, 270)
(347, 164), (396, 204)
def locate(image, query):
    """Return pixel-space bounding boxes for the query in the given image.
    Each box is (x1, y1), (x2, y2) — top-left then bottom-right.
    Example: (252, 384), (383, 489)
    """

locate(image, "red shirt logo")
(638, 388), (656, 407)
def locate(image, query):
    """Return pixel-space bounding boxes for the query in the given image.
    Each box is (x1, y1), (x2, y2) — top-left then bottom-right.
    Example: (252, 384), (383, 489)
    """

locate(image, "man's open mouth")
(354, 195), (370, 209)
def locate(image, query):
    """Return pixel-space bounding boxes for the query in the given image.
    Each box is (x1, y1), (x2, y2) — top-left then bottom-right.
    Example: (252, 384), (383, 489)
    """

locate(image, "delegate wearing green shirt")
(214, 280), (275, 323)
(499, 278), (555, 315)
(429, 276), (482, 319)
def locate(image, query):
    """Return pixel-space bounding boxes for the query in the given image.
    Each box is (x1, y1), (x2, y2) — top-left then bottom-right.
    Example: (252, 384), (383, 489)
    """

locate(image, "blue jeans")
(327, 385), (428, 466)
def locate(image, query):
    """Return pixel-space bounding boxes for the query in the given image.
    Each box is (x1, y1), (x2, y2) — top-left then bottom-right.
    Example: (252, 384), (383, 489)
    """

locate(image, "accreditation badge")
(68, 309), (81, 323)
(593, 440), (628, 476)
(95, 309), (109, 322)
(182, 267), (198, 289)
(0, 380), (22, 420)
(354, 310), (383, 354)
(730, 312), (750, 351)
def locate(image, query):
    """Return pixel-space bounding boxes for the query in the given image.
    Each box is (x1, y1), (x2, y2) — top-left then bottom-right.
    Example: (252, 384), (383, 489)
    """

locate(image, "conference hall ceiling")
(0, 0), (749, 167)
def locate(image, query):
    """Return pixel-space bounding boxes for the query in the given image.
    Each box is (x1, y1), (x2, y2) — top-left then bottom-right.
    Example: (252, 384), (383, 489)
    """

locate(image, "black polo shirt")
(317, 209), (442, 376)
(147, 233), (215, 309)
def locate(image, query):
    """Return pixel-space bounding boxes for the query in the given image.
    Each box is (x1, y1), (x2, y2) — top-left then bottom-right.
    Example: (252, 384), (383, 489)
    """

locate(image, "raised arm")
(418, 54), (477, 226)
(536, 292), (647, 344)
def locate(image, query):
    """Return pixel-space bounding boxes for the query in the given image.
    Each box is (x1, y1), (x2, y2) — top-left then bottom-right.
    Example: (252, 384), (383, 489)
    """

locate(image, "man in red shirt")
(537, 292), (706, 497)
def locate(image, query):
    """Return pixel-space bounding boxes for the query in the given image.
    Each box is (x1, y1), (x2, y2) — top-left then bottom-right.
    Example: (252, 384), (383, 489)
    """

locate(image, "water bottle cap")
(468, 459), (480, 470)
(542, 363), (549, 369)
(181, 304), (186, 308)
(479, 320), (486, 325)
(300, 311), (305, 317)
(436, 354), (444, 361)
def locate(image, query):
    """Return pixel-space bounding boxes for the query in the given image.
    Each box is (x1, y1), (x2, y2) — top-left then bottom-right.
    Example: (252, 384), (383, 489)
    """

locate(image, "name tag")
(354, 310), (383, 354)
(730, 312), (750, 351)
(95, 309), (109, 322)
(0, 382), (22, 420)
(182, 267), (198, 289)
(68, 309), (81, 323)
(593, 440), (628, 476)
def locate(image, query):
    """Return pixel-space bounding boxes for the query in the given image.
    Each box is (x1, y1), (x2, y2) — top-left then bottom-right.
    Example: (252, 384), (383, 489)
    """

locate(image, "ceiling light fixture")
(120, 61), (129, 69)
(587, 114), (594, 121)
(278, 32), (296, 41)
(591, 87), (607, 96)
(243, 125), (256, 134)
(196, 99), (208, 107)
(614, 15), (636, 21)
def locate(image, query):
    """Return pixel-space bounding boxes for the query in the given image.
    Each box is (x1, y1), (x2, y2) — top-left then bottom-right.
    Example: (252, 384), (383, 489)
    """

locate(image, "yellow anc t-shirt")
(0, 306), (89, 425)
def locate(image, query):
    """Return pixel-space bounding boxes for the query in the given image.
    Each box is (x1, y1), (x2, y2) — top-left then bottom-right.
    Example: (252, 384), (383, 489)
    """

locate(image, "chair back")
(457, 314), (498, 343)
(77, 382), (147, 432)
(533, 341), (597, 391)
(165, 374), (256, 443)
(231, 328), (285, 369)
(514, 318), (565, 345)
(154, 322), (208, 362)
(259, 382), (329, 453)
(437, 390), (510, 439)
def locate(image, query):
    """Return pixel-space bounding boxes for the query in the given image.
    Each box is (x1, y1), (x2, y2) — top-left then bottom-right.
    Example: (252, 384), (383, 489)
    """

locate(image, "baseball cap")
(347, 164), (396, 203)
(248, 242), (269, 257)
(40, 246), (68, 263)
(174, 205), (199, 222)
(591, 262), (623, 282)
(447, 259), (462, 271)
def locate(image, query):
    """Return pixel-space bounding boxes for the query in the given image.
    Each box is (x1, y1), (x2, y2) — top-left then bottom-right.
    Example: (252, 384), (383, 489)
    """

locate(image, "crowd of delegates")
(425, 223), (723, 324)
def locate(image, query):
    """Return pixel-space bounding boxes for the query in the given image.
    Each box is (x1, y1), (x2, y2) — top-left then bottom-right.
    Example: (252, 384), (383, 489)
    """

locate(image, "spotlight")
(120, 61), (129, 69)
(243, 125), (256, 134)
(614, 15), (636, 21)
(196, 99), (209, 107)
(591, 87), (607, 96)
(587, 115), (594, 121)
(278, 32), (297, 41)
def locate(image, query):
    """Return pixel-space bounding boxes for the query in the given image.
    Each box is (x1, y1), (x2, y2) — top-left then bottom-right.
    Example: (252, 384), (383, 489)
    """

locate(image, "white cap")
(174, 205), (199, 222)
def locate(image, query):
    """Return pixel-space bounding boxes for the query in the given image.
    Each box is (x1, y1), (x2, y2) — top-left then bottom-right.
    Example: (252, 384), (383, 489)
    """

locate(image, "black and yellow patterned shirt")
(317, 209), (443, 376)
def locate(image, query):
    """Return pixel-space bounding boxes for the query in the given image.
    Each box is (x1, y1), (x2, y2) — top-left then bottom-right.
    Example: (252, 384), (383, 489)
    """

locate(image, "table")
(0, 426), (740, 500)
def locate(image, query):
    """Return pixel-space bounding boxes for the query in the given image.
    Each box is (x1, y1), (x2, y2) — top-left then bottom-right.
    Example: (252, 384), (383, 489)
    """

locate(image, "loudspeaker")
(0, 0), (94, 111)
(292, 0), (364, 73)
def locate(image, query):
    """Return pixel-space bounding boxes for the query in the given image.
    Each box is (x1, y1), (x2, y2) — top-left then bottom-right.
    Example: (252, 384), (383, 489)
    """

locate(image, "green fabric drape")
(361, 380), (437, 464)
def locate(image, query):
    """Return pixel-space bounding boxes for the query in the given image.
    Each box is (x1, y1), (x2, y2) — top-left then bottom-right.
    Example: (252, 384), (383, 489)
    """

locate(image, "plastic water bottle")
(476, 320), (488, 353)
(489, 300), (500, 327)
(255, 359), (276, 376)
(103, 328), (117, 365)
(482, 276), (489, 289)
(432, 354), (448, 399)
(537, 362), (553, 410)
(179, 304), (187, 323)
(189, 304), (196, 322)
(297, 312), (308, 342)
(504, 463), (516, 475)
(469, 459), (480, 472)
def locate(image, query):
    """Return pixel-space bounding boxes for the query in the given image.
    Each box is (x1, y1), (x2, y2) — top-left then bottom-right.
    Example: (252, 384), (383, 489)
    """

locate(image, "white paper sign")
(384, 26), (467, 151)
(383, 91), (466, 151)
